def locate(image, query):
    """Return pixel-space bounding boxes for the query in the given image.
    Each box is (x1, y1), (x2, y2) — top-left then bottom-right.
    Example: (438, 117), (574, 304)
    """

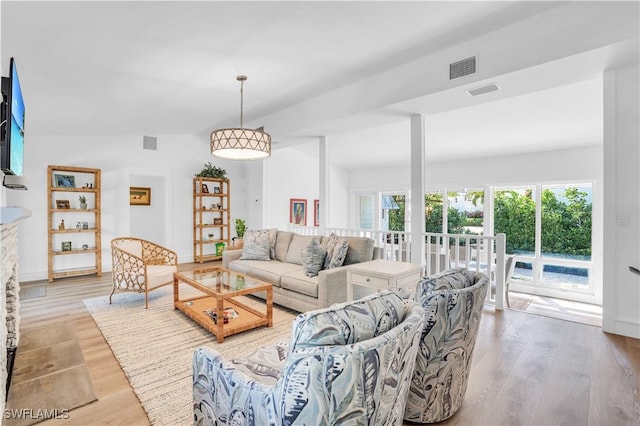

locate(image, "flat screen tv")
(1, 57), (25, 176)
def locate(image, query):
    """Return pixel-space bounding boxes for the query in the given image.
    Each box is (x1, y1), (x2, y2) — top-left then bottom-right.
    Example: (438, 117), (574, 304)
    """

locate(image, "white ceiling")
(1, 1), (638, 169)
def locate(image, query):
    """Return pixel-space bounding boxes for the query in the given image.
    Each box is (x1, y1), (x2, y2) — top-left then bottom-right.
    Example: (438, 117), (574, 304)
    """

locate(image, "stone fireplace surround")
(1, 207), (30, 410)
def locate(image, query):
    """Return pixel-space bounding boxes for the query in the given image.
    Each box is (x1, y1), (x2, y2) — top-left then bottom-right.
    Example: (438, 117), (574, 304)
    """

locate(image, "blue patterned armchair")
(193, 290), (424, 425)
(404, 268), (489, 423)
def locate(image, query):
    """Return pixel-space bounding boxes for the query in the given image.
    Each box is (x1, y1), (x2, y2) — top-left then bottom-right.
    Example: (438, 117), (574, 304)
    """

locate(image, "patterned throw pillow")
(322, 233), (349, 270)
(239, 229), (271, 261)
(301, 238), (327, 277)
(268, 228), (277, 259)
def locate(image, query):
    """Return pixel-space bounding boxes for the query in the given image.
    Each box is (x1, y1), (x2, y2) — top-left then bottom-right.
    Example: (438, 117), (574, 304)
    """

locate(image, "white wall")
(7, 134), (250, 281)
(349, 146), (602, 192)
(264, 142), (319, 230)
(603, 64), (640, 339)
(129, 174), (166, 245)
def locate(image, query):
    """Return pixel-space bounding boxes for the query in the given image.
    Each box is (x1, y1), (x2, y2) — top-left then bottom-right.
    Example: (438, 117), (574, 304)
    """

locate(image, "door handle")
(630, 266), (640, 276)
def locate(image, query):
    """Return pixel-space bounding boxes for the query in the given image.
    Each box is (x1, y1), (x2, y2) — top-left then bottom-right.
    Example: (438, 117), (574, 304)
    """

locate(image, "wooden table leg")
(266, 287), (273, 327)
(173, 273), (179, 309)
(216, 297), (224, 343)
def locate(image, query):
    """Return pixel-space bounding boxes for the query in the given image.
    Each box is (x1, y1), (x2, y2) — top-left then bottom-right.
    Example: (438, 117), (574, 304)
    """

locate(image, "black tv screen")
(1, 57), (25, 176)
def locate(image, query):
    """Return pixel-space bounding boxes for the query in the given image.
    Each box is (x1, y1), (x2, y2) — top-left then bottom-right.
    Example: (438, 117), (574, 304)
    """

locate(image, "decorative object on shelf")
(213, 218), (223, 225)
(234, 218), (246, 239)
(214, 186), (221, 194)
(54, 174), (76, 188)
(195, 162), (227, 179)
(58, 219), (65, 230)
(79, 195), (87, 209)
(289, 199), (307, 226)
(56, 199), (70, 209)
(61, 241), (72, 252)
(130, 186), (151, 205)
(208, 233), (214, 240)
(82, 221), (89, 230)
(76, 222), (82, 231)
(215, 242), (226, 257)
(82, 244), (89, 250)
(201, 183), (209, 193)
(210, 75), (271, 160)
(314, 199), (320, 227)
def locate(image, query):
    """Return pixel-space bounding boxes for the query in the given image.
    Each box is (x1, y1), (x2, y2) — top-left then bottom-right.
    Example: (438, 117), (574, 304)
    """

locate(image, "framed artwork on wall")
(314, 199), (319, 227)
(130, 187), (151, 205)
(290, 198), (307, 226)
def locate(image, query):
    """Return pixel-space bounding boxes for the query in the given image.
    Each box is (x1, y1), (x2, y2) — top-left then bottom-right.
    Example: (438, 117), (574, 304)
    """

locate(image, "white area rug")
(83, 287), (297, 426)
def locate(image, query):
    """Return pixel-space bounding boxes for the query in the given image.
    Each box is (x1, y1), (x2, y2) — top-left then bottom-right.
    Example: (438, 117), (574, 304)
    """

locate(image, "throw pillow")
(301, 238), (327, 277)
(268, 228), (277, 259)
(322, 233), (349, 270)
(239, 229), (271, 261)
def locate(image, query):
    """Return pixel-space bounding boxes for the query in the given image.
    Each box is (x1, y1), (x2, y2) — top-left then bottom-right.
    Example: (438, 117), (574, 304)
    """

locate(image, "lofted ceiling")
(1, 1), (638, 169)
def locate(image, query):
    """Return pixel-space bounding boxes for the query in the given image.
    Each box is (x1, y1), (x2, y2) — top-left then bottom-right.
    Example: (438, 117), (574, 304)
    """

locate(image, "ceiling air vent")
(466, 83), (500, 97)
(143, 135), (157, 150)
(449, 56), (477, 80)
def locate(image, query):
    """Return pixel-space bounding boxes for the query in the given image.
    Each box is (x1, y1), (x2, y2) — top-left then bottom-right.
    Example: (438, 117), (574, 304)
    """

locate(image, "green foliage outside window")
(494, 188), (592, 257)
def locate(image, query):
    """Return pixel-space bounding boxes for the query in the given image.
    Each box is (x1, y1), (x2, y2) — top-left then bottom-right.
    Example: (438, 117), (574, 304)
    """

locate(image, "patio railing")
(288, 225), (506, 309)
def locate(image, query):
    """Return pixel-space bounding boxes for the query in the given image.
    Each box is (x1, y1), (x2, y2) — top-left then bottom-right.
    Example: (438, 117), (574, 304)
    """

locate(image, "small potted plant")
(79, 195), (87, 209)
(233, 218), (246, 248)
(195, 162), (227, 180)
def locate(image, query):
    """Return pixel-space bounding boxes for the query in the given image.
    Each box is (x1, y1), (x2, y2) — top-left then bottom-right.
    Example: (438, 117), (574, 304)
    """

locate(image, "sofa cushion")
(249, 261), (301, 287)
(285, 234), (315, 265)
(227, 259), (253, 276)
(343, 236), (375, 265)
(229, 260), (300, 287)
(280, 270), (319, 298)
(240, 229), (271, 261)
(288, 290), (405, 349)
(301, 238), (326, 277)
(275, 231), (294, 262)
(322, 233), (349, 270)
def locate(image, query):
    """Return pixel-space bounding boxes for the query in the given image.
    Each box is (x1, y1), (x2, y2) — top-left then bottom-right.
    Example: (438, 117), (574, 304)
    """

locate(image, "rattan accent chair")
(110, 237), (178, 309)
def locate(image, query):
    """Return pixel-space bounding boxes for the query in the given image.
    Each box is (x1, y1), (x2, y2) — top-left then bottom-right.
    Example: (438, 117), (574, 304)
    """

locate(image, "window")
(494, 187), (536, 256)
(358, 195), (374, 229)
(494, 183), (593, 293)
(448, 189), (485, 236)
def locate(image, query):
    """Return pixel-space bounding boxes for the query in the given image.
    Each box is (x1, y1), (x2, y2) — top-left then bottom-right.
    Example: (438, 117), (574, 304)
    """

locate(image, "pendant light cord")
(239, 79), (244, 128)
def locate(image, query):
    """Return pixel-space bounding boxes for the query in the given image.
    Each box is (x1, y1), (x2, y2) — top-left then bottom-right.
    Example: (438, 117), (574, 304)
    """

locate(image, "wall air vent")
(466, 83), (500, 97)
(449, 56), (477, 80)
(143, 135), (157, 150)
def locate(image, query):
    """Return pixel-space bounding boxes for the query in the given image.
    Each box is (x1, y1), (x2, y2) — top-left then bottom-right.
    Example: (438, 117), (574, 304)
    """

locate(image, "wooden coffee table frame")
(173, 267), (273, 343)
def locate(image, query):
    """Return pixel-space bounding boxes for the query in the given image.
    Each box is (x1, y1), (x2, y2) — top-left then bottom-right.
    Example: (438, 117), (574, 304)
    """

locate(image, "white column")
(410, 114), (426, 267)
(319, 136), (329, 234)
(602, 65), (640, 339)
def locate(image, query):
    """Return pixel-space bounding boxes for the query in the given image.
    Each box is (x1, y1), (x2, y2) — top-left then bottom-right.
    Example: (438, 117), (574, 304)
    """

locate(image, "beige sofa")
(223, 231), (379, 312)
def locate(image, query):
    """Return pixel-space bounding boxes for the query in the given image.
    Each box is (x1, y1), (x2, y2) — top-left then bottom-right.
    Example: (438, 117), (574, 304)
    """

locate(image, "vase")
(80, 203), (87, 209)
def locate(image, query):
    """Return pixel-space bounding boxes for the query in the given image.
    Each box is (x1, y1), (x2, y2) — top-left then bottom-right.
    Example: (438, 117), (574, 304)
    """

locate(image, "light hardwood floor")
(11, 264), (640, 426)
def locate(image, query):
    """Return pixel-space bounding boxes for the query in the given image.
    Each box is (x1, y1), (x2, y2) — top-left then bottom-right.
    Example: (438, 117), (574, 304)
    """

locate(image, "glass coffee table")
(173, 266), (273, 343)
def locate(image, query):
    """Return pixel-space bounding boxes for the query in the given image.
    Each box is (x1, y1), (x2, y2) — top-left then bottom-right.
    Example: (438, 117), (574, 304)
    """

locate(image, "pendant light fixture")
(210, 75), (271, 160)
